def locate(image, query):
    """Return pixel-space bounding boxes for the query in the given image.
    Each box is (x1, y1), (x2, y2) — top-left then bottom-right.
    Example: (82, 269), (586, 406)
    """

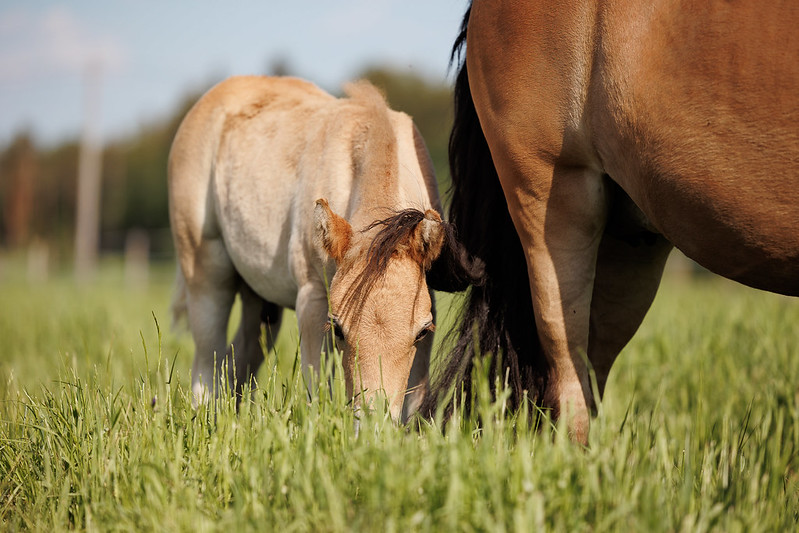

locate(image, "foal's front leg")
(295, 282), (331, 391)
(228, 284), (284, 400)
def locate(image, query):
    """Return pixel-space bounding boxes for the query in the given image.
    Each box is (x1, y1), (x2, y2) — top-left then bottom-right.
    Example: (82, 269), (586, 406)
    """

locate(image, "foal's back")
(169, 76), (364, 307)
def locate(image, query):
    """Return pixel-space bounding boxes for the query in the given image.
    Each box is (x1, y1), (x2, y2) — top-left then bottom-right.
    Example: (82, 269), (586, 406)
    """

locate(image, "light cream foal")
(168, 76), (446, 420)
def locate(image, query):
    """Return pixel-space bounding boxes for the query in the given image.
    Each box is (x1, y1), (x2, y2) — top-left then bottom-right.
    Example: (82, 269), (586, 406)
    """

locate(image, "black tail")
(422, 6), (548, 419)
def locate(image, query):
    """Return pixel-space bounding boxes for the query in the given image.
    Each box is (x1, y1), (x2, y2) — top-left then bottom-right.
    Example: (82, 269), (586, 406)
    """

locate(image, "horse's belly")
(236, 257), (298, 309)
(626, 171), (799, 296)
(216, 174), (302, 308)
(589, 0), (799, 295)
(597, 56), (799, 292)
(222, 219), (302, 309)
(600, 102), (799, 294)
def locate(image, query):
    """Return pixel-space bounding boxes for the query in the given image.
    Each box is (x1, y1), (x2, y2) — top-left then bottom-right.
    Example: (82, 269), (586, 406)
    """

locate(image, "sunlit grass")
(1, 256), (798, 531)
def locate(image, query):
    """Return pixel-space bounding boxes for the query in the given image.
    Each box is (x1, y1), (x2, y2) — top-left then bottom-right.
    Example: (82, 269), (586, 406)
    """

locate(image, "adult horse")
(169, 76), (448, 421)
(431, 1), (799, 443)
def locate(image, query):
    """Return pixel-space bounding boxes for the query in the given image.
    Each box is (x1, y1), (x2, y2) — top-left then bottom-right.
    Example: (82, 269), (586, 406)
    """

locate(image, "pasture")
(1, 255), (798, 531)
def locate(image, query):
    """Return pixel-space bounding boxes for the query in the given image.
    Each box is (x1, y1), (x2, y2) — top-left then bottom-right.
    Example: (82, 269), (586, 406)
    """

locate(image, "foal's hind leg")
(185, 240), (237, 405)
(228, 283), (283, 399)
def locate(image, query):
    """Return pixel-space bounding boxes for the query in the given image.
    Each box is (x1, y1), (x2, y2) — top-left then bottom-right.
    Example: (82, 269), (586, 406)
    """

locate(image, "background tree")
(0, 133), (37, 248)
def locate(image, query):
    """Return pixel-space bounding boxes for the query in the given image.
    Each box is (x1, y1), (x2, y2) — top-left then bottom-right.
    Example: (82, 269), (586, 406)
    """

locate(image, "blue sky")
(0, 1), (466, 147)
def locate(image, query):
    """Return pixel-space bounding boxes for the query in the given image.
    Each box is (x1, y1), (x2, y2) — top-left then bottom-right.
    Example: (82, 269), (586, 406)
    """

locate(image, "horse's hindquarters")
(590, 0), (799, 295)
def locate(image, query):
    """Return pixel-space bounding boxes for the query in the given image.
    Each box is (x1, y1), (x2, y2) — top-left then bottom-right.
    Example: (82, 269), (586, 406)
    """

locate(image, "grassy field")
(1, 255), (798, 531)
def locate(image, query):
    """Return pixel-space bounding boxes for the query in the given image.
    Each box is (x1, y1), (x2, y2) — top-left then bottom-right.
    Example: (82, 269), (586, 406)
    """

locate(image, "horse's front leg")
(499, 158), (607, 444)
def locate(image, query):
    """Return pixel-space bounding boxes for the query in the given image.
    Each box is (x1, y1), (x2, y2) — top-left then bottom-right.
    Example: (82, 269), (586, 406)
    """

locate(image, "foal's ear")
(314, 198), (353, 263)
(411, 209), (446, 271)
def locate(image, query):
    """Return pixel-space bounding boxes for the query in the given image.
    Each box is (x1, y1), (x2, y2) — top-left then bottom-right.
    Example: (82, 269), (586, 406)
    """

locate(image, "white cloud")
(0, 6), (126, 82)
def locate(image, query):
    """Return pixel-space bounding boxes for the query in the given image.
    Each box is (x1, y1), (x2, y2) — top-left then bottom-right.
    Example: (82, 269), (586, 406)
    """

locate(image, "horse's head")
(314, 198), (445, 420)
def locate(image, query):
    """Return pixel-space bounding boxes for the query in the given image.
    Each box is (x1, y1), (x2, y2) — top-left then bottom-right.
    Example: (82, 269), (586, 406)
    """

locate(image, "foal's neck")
(347, 117), (432, 235)
(347, 123), (402, 232)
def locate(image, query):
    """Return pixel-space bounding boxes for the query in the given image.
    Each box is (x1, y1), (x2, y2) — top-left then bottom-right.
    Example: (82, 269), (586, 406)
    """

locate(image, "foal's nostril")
(327, 314), (346, 342)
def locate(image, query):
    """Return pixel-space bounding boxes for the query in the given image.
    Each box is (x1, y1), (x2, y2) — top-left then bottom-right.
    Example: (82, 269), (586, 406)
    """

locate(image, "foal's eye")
(415, 323), (435, 343)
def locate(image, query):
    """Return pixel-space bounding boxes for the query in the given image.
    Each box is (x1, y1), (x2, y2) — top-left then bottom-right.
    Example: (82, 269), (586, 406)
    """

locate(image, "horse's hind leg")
(587, 228), (673, 396)
(519, 164), (607, 445)
(229, 282), (283, 398)
(480, 133), (607, 443)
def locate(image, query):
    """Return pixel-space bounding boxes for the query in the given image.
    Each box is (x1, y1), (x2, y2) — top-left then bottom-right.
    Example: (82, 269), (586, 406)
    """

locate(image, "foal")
(169, 76), (446, 420)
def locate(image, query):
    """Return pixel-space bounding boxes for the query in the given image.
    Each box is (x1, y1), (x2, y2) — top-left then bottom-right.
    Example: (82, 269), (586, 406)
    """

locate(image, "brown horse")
(169, 76), (449, 421)
(430, 1), (799, 443)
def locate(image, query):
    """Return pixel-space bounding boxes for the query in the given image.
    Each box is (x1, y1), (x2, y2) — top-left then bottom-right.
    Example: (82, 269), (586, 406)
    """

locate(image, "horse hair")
(420, 5), (549, 420)
(425, 217), (485, 293)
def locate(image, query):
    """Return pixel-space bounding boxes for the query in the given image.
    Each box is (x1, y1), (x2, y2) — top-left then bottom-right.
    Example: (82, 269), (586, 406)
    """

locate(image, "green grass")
(1, 255), (799, 531)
